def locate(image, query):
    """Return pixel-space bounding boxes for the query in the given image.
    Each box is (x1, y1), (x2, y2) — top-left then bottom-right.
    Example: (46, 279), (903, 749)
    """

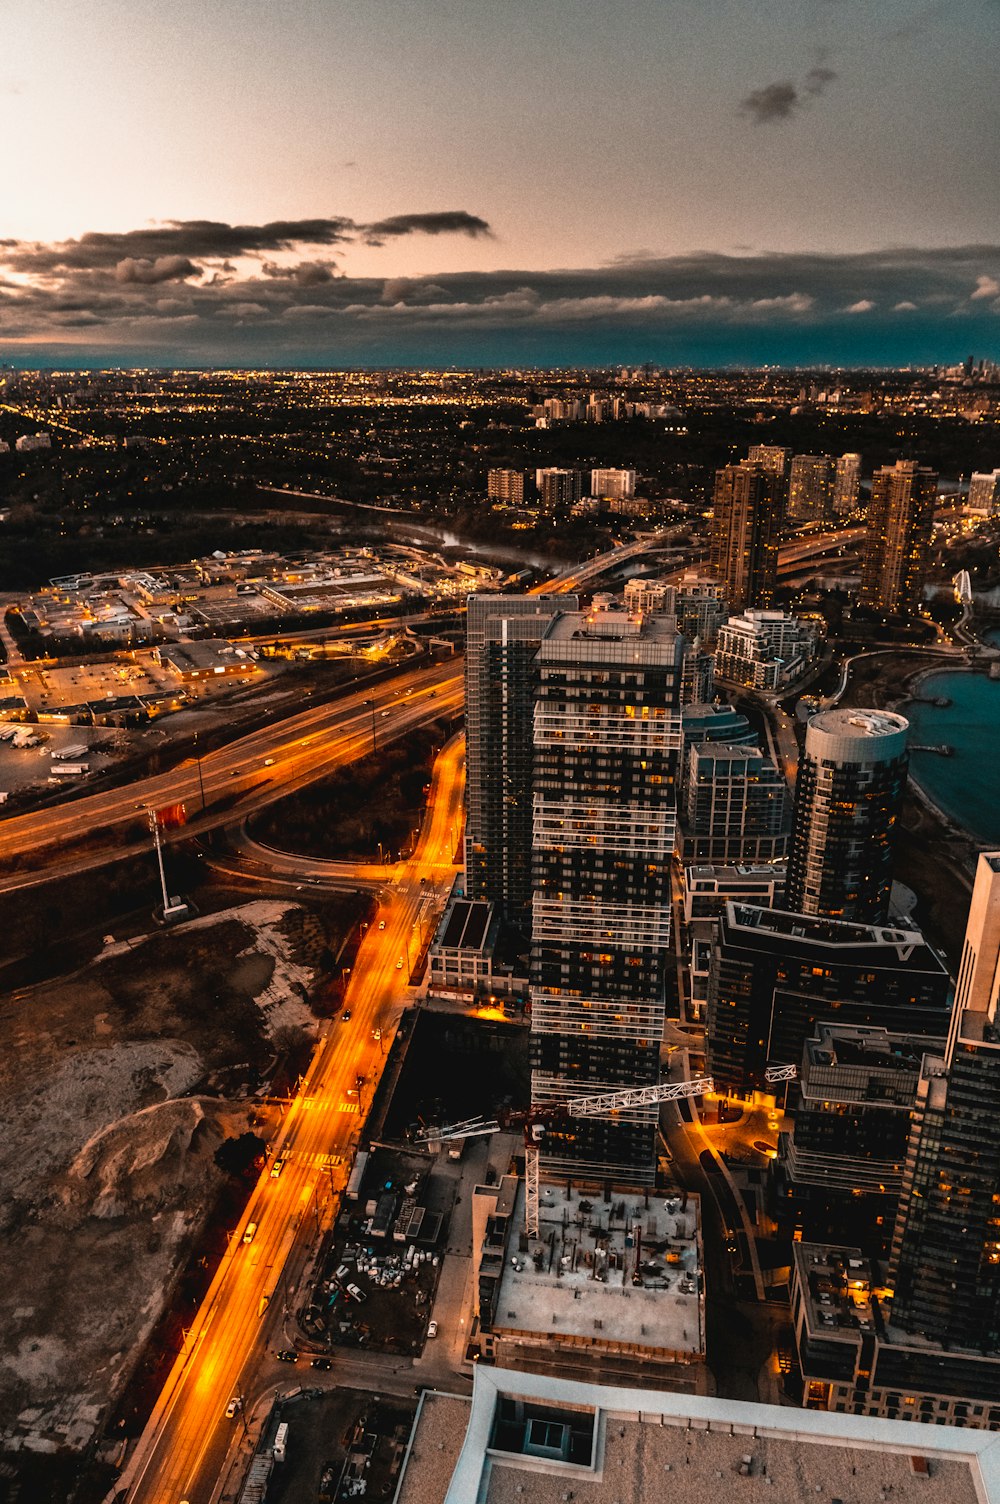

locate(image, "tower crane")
(417, 1075), (713, 1236)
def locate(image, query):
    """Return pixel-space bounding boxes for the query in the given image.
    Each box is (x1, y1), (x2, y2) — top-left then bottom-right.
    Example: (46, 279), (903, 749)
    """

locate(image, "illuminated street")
(120, 734), (466, 1504)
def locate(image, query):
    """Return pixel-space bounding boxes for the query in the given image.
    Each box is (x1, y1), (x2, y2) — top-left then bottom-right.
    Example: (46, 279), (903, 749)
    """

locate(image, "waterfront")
(906, 667), (1000, 843)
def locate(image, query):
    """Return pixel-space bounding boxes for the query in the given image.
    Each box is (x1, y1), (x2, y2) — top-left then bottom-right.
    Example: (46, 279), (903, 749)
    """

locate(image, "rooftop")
(395, 1366), (997, 1504)
(725, 904), (946, 970)
(493, 1181), (703, 1356)
(808, 707), (909, 739)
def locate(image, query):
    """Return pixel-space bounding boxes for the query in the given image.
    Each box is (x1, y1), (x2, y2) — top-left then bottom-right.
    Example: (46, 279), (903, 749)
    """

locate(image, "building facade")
(708, 462), (782, 612)
(590, 467), (636, 499)
(785, 708), (909, 924)
(487, 468), (530, 507)
(969, 469), (1000, 516)
(890, 853), (1000, 1353)
(714, 608), (820, 692)
(681, 743), (790, 863)
(530, 607), (684, 1183)
(787, 454), (833, 523)
(465, 594), (577, 933)
(832, 452), (862, 516)
(859, 459), (937, 616)
(535, 468), (585, 510)
(706, 904), (950, 1094)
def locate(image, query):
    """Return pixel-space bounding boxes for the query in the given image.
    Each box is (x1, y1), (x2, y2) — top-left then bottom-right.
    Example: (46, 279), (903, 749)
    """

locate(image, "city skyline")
(2, 0), (999, 365)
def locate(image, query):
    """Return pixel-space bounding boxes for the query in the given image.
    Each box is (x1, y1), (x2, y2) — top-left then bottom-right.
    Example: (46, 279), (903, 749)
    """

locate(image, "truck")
(50, 762), (89, 776)
(51, 743), (89, 761)
(273, 1422), (289, 1463)
(345, 1150), (369, 1202)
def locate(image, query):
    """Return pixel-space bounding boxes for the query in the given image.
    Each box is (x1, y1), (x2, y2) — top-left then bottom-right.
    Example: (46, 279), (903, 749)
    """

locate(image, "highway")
(119, 736), (466, 1504)
(0, 659), (463, 891)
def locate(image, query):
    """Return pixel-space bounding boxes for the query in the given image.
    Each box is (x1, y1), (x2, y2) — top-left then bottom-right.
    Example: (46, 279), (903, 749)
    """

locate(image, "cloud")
(3, 233), (1000, 362)
(741, 57), (838, 124)
(804, 65), (838, 95)
(114, 255), (200, 285)
(1, 211), (492, 281)
(741, 81), (801, 124)
(971, 274), (1000, 301)
(263, 259), (339, 287)
(362, 211), (492, 246)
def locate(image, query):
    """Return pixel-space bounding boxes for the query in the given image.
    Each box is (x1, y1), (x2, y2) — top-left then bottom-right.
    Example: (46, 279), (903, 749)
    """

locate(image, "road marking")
(338, 1101), (359, 1114)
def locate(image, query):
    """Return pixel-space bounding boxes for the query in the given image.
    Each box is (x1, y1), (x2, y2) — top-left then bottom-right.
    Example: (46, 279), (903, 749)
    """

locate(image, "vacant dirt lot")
(0, 899), (351, 1459)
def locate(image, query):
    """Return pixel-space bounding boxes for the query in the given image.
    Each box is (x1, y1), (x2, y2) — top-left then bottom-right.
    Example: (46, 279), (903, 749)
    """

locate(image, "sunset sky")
(3, 0), (999, 366)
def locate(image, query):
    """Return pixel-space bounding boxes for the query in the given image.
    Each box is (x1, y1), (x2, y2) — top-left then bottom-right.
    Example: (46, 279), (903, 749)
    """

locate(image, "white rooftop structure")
(395, 1365), (1000, 1504)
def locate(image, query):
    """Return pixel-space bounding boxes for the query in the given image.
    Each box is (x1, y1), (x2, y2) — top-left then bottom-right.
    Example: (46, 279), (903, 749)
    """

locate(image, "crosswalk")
(293, 1151), (346, 1171)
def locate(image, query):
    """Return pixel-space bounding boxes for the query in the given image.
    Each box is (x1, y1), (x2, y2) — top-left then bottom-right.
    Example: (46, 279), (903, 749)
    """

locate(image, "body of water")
(905, 668), (1000, 842)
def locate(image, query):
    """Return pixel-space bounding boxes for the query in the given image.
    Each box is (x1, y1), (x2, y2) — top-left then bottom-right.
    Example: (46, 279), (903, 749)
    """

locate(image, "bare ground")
(0, 900), (332, 1457)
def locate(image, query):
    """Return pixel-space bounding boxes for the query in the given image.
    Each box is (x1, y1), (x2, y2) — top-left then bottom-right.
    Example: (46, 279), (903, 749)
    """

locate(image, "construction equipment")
(417, 1075), (713, 1236)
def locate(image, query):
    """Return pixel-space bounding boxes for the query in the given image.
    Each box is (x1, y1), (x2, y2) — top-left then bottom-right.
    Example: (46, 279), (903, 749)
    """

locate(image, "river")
(905, 657), (1000, 842)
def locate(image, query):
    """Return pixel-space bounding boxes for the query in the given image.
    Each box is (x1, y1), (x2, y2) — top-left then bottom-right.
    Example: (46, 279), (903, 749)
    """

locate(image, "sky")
(2, 0), (999, 367)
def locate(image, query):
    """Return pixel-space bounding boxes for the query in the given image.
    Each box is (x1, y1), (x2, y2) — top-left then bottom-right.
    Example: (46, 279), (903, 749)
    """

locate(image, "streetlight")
(193, 731), (207, 814)
(364, 698), (377, 755)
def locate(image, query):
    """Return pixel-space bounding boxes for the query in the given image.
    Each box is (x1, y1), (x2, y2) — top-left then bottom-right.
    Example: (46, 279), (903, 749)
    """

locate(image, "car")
(378, 919), (386, 930)
(396, 958), (403, 970)
(381, 710), (390, 718)
(276, 1349), (299, 1363)
(345, 1283), (367, 1303)
(243, 1222), (258, 1244)
(310, 1356), (332, 1370)
(341, 1010), (352, 1022)
(263, 757), (275, 766)
(427, 1320), (438, 1338)
(373, 1027), (382, 1041)
(430, 690), (438, 697)
(270, 1157), (286, 1179)
(225, 1396), (242, 1418)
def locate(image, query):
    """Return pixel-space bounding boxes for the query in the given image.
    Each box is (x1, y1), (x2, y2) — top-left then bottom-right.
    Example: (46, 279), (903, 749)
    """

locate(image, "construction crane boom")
(568, 1076), (713, 1117)
(415, 1075), (715, 1237)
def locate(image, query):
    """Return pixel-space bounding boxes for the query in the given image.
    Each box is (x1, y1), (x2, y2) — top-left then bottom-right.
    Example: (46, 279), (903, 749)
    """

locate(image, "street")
(118, 737), (466, 1504)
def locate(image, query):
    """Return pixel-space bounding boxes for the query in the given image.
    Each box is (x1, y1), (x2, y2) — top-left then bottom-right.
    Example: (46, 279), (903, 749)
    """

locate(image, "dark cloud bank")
(0, 214), (998, 367)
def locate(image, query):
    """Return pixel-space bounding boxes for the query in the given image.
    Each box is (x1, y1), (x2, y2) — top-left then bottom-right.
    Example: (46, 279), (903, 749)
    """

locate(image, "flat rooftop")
(395, 1368), (996, 1504)
(809, 707), (909, 738)
(494, 1181), (702, 1355)
(437, 899), (493, 953)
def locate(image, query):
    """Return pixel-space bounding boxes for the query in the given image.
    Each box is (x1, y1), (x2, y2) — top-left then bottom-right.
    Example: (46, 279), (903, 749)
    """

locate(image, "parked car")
(427, 1320), (439, 1338)
(225, 1396), (242, 1418)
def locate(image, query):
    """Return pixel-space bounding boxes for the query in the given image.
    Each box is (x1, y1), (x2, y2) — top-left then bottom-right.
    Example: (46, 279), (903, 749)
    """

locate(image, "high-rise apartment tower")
(708, 462), (782, 612)
(785, 708), (909, 924)
(530, 606), (684, 1184)
(859, 460), (937, 616)
(465, 594), (577, 933)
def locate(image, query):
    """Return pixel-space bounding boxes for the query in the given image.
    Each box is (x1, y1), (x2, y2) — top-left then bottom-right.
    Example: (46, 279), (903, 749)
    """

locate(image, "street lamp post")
(193, 732), (207, 814)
